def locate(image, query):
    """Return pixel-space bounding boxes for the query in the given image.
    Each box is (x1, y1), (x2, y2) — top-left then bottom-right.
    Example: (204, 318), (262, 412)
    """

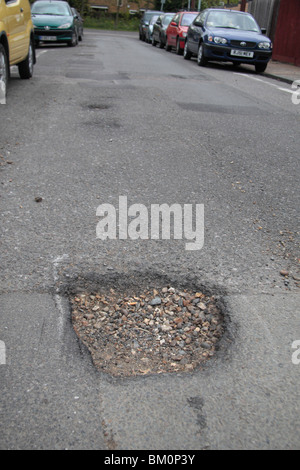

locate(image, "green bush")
(83, 15), (140, 31)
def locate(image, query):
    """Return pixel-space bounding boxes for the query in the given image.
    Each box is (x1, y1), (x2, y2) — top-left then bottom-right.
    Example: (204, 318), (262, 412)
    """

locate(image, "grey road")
(0, 30), (299, 450)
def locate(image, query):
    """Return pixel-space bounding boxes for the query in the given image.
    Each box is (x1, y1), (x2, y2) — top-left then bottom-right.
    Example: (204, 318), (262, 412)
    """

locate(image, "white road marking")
(0, 340), (6, 365)
(53, 254), (69, 341)
(234, 72), (293, 94)
(277, 87), (295, 94)
(36, 49), (48, 58)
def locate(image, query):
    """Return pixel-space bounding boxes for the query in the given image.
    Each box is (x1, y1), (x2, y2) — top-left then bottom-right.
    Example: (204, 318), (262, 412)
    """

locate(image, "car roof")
(205, 8), (250, 14)
(32, 0), (70, 3)
(179, 11), (198, 14)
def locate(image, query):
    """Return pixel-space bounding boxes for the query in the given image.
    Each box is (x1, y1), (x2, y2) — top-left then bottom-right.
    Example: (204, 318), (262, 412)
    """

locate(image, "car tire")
(176, 38), (183, 55)
(255, 63), (267, 74)
(165, 38), (171, 52)
(68, 31), (78, 47)
(197, 43), (207, 66)
(18, 39), (34, 79)
(0, 43), (8, 103)
(183, 41), (192, 60)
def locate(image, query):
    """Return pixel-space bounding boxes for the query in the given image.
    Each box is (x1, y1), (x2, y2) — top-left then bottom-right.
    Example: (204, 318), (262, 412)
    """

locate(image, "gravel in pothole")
(70, 286), (225, 377)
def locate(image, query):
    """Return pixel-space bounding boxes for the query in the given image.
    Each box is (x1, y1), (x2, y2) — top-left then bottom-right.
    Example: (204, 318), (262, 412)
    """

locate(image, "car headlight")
(258, 41), (271, 49)
(213, 36), (228, 45)
(58, 22), (72, 29)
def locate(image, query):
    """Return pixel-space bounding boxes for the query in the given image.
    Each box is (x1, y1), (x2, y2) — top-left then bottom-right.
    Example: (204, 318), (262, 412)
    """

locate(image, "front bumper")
(204, 42), (272, 64)
(34, 28), (73, 43)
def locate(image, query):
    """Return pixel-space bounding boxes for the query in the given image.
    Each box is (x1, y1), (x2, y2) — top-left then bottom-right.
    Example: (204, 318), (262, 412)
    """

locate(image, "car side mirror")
(170, 21), (177, 26)
(261, 27), (267, 34)
(194, 21), (203, 27)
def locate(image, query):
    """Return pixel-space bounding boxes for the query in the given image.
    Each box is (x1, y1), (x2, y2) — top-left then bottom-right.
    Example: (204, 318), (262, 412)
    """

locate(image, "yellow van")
(0, 0), (36, 103)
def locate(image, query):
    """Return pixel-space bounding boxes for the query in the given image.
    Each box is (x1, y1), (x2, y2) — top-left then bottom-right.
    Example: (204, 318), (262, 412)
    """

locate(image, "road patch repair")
(69, 280), (226, 377)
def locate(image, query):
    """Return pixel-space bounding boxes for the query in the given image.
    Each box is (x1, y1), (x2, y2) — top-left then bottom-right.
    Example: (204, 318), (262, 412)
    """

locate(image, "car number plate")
(39, 36), (57, 41)
(231, 49), (254, 58)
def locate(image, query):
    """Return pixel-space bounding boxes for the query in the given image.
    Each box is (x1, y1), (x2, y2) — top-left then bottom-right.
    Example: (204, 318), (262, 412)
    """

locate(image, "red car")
(165, 11), (198, 54)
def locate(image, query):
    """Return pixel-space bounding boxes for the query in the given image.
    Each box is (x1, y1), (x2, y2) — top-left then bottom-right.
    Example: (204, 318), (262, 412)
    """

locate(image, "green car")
(31, 0), (78, 47)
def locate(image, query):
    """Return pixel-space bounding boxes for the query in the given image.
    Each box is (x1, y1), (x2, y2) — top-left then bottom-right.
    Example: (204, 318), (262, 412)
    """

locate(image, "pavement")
(263, 60), (299, 84)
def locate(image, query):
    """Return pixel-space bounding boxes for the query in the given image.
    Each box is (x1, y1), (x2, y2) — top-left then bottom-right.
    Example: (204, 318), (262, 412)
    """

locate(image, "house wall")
(88, 0), (156, 15)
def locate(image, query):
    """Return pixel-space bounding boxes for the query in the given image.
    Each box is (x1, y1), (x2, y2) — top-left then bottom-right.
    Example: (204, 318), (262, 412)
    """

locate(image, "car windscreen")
(181, 13), (198, 26)
(163, 14), (175, 26)
(31, 2), (71, 16)
(206, 11), (260, 32)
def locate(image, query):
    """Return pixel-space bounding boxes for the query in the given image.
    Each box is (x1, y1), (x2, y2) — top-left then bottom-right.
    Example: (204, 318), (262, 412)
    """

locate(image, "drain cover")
(71, 286), (224, 377)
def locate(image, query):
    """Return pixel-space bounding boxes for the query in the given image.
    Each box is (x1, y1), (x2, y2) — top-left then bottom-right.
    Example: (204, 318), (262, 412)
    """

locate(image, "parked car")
(31, 0), (79, 47)
(145, 14), (160, 44)
(0, 0), (36, 102)
(139, 10), (163, 42)
(71, 8), (84, 42)
(183, 8), (272, 73)
(165, 11), (198, 54)
(152, 13), (176, 49)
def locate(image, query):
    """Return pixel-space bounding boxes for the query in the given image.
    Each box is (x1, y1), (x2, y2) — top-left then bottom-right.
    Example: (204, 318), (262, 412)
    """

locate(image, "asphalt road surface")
(0, 30), (299, 450)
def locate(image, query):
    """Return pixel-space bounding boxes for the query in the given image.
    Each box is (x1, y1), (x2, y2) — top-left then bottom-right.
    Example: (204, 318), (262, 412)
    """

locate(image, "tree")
(69, 0), (88, 15)
(154, 0), (220, 12)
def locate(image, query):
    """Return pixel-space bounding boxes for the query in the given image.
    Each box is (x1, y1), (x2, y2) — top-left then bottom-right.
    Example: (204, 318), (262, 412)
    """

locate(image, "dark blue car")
(183, 9), (272, 73)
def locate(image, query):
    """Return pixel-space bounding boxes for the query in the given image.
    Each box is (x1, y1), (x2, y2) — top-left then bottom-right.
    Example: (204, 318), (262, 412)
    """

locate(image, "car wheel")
(165, 38), (171, 52)
(197, 43), (207, 66)
(0, 44), (8, 103)
(176, 38), (183, 55)
(183, 41), (192, 60)
(255, 63), (267, 73)
(18, 39), (34, 79)
(68, 31), (78, 47)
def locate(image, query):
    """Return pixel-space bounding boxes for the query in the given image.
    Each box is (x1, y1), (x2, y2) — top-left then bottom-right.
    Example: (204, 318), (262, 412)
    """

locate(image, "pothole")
(86, 104), (111, 110)
(70, 285), (225, 377)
